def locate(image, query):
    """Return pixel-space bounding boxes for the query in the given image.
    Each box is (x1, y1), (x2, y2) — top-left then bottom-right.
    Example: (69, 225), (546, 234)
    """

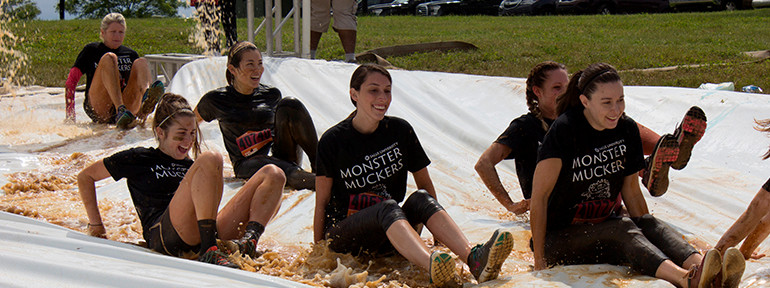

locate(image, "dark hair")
(226, 41), (259, 86)
(555, 62), (621, 116)
(152, 93), (202, 158)
(526, 61), (566, 119)
(349, 63), (392, 106)
(756, 118), (770, 160)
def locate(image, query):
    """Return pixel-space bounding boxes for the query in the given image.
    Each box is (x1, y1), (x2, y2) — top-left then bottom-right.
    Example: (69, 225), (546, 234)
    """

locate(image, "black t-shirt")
(538, 107), (645, 231)
(317, 116), (431, 232)
(73, 42), (139, 102)
(495, 113), (552, 199)
(103, 147), (193, 236)
(196, 84), (282, 168)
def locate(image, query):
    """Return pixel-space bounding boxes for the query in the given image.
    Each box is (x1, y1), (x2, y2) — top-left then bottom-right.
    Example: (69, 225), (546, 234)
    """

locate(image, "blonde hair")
(100, 13), (126, 38)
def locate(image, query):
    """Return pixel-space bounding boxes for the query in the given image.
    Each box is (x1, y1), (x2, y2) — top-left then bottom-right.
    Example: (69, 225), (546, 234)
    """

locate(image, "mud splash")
(0, 0), (30, 94)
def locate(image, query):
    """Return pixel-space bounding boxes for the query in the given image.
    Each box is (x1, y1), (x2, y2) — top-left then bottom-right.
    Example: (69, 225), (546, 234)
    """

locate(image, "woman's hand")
(88, 223), (107, 238)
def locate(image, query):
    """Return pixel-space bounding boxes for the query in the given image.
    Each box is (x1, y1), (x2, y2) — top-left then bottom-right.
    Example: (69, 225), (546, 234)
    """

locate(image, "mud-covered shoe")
(687, 249), (722, 288)
(223, 238), (258, 259)
(115, 104), (136, 130)
(137, 80), (165, 120)
(429, 251), (460, 288)
(722, 247), (745, 288)
(198, 245), (239, 268)
(467, 229), (514, 283)
(642, 134), (679, 197)
(672, 106), (707, 170)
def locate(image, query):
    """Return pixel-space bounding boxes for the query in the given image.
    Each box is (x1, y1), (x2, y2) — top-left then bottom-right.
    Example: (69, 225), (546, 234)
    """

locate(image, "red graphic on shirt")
(571, 194), (622, 224)
(237, 129), (273, 157)
(347, 192), (388, 216)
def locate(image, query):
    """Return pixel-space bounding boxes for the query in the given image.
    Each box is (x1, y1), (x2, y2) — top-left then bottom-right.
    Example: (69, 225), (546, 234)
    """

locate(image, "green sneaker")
(467, 229), (514, 283)
(115, 105), (135, 130)
(137, 80), (165, 120)
(198, 245), (239, 268)
(429, 251), (460, 288)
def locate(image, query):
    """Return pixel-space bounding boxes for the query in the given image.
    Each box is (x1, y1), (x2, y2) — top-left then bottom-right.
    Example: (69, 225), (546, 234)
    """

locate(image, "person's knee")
(99, 52), (118, 66)
(196, 151), (224, 171)
(633, 213), (656, 227)
(257, 164), (287, 186)
(132, 57), (148, 69)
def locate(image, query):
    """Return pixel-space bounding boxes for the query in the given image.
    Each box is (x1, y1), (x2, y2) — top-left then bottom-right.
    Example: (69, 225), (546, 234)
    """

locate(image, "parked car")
(554, 0), (618, 14)
(615, 0), (669, 12)
(499, 0), (559, 14)
(368, 0), (432, 15)
(416, 0), (501, 15)
(357, 0), (397, 14)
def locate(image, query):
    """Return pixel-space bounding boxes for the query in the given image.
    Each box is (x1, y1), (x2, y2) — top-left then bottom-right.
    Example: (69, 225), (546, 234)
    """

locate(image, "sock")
(243, 221), (265, 241)
(345, 53), (356, 62)
(310, 50), (317, 59)
(198, 219), (218, 251)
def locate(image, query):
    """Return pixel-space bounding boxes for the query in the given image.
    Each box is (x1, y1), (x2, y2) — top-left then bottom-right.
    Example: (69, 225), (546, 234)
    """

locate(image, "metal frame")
(247, 0), (311, 58)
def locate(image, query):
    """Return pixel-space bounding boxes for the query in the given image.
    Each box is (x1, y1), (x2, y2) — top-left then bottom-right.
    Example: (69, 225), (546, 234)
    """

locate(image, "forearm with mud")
(475, 158), (516, 210)
(77, 172), (103, 226)
(715, 189), (770, 256)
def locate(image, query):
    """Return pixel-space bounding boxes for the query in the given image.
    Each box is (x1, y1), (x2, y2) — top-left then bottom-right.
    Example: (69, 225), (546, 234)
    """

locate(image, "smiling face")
(351, 72), (392, 128)
(100, 22), (125, 50)
(228, 49), (264, 93)
(156, 115), (197, 160)
(580, 81), (625, 131)
(534, 68), (569, 119)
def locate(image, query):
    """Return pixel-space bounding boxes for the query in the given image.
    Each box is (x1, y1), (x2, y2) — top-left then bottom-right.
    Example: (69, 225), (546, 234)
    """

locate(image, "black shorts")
(146, 208), (199, 258)
(234, 154), (299, 179)
(324, 190), (444, 256)
(83, 94), (117, 124)
(534, 214), (699, 276)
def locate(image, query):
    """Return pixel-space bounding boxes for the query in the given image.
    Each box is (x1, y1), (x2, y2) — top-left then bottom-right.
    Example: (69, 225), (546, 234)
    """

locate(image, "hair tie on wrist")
(88, 223), (103, 227)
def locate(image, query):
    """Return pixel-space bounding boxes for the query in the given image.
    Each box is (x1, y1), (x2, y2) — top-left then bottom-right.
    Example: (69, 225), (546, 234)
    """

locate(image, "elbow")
(474, 158), (490, 175)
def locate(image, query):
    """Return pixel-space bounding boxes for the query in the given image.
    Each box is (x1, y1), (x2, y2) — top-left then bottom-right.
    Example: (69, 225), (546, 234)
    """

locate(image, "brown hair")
(349, 63), (392, 106)
(555, 62), (621, 116)
(756, 118), (770, 159)
(152, 93), (202, 158)
(526, 61), (566, 119)
(226, 41), (259, 86)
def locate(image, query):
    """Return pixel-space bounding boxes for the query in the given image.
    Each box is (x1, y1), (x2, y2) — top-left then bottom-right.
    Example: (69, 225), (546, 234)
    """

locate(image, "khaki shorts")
(311, 0), (358, 32)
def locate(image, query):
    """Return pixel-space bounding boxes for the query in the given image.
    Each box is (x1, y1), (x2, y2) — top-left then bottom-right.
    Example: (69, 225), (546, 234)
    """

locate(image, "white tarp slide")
(0, 56), (768, 287)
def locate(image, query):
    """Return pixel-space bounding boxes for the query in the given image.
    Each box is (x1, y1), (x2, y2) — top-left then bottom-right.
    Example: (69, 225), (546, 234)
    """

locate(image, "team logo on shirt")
(151, 163), (188, 179)
(571, 139), (627, 182)
(339, 142), (404, 190)
(581, 179), (611, 200)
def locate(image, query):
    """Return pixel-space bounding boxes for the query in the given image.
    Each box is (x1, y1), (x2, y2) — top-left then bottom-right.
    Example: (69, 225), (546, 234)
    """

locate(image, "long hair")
(555, 62), (621, 116)
(152, 93), (202, 158)
(526, 61), (566, 119)
(349, 63), (392, 107)
(756, 118), (770, 159)
(226, 41), (259, 86)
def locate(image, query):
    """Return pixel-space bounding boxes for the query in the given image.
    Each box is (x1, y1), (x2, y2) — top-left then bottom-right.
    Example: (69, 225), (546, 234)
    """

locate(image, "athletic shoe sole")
(722, 247), (745, 288)
(429, 251), (460, 288)
(672, 106), (707, 170)
(698, 249), (722, 288)
(644, 134), (679, 197)
(477, 230), (514, 283)
(137, 80), (165, 120)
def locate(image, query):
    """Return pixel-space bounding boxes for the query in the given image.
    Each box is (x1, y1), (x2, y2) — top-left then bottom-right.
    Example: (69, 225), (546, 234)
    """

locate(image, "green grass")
(7, 9), (770, 91)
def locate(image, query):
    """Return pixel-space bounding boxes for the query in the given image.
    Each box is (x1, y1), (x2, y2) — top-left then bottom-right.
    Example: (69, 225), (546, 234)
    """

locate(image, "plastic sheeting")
(1, 56), (769, 287)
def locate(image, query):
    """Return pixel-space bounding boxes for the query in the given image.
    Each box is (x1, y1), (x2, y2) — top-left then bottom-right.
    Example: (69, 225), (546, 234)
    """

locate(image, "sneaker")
(672, 106), (707, 170)
(429, 251), (460, 288)
(467, 229), (514, 283)
(137, 80), (165, 120)
(115, 104), (136, 130)
(721, 247), (745, 288)
(222, 238), (258, 259)
(198, 245), (239, 268)
(687, 249), (722, 288)
(642, 134), (679, 197)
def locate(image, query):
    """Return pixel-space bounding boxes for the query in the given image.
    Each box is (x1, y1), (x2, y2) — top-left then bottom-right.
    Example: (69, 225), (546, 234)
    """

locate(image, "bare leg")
(638, 123), (661, 155)
(655, 260), (691, 288)
(386, 219), (432, 270)
(88, 53), (124, 121)
(217, 164), (286, 240)
(740, 211), (770, 259)
(426, 210), (472, 263)
(337, 29), (356, 54)
(168, 152), (225, 245)
(682, 253), (703, 271)
(121, 57), (150, 114)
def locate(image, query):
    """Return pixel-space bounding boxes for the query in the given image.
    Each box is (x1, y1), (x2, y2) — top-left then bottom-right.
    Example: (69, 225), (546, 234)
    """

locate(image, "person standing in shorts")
(310, 0), (358, 62)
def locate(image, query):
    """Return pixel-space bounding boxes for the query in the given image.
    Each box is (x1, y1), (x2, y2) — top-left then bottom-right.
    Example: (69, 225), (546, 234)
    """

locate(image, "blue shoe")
(467, 229), (514, 283)
(115, 105), (135, 130)
(137, 80), (165, 120)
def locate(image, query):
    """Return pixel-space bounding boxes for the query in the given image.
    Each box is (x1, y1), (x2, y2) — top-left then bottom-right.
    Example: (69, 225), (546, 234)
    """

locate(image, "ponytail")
(527, 61), (566, 118)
